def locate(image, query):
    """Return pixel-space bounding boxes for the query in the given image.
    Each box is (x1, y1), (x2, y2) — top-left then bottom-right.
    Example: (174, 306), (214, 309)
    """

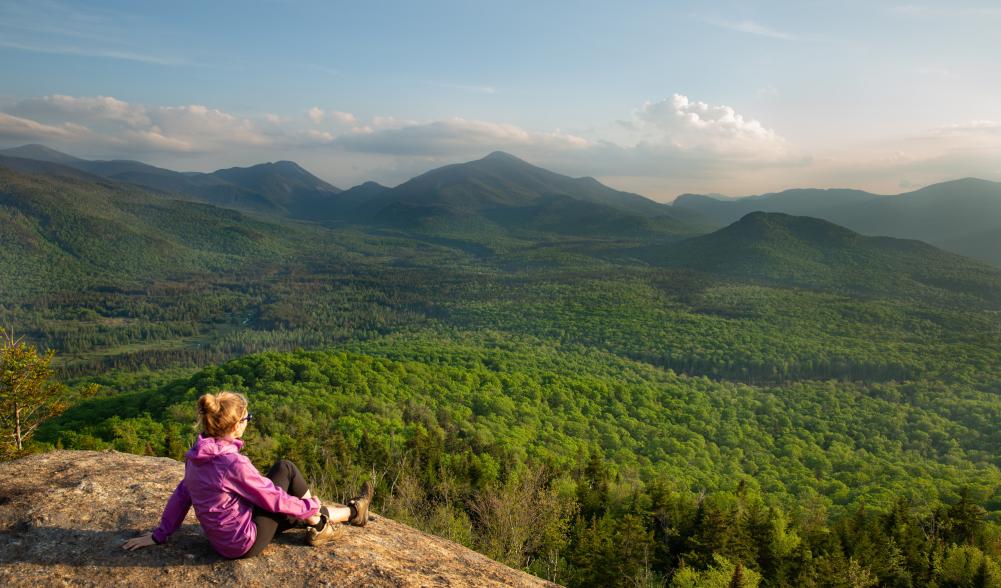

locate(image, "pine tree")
(730, 561), (746, 588)
(948, 488), (987, 545)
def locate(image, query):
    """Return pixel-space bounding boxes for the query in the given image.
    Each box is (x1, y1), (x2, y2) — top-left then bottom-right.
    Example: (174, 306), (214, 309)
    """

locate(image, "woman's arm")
(226, 456), (320, 518)
(122, 480), (191, 550)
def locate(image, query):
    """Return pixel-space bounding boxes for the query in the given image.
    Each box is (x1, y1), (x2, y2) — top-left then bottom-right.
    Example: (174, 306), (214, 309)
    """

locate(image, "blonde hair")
(196, 391), (248, 438)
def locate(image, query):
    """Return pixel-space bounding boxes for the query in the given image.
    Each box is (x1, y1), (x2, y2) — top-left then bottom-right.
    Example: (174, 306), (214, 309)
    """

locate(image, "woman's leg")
(266, 459), (310, 497)
(241, 459), (312, 558)
(326, 505), (352, 524)
(268, 459), (352, 524)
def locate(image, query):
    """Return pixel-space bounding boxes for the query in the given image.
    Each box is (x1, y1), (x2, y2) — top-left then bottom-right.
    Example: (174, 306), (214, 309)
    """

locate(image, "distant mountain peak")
(0, 144), (84, 164)
(268, 160), (307, 170)
(741, 210), (785, 221)
(730, 211), (858, 241)
(910, 177), (999, 192)
(358, 180), (387, 189)
(337, 180), (390, 201)
(653, 210), (1000, 298)
(213, 160), (339, 190)
(950, 176), (995, 185)
(673, 193), (728, 205)
(219, 160), (306, 174)
(481, 150), (524, 163)
(332, 150), (677, 230)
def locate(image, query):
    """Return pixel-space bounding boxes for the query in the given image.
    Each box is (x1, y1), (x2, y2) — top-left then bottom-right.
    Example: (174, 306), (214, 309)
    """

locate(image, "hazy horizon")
(2, 0), (999, 200)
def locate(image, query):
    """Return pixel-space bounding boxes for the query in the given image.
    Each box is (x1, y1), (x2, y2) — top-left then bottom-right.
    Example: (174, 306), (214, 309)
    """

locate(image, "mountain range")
(0, 144), (342, 217)
(2, 149), (1000, 308)
(673, 179), (1001, 266)
(2, 143), (1001, 279)
(328, 151), (705, 238)
(0, 145), (703, 240)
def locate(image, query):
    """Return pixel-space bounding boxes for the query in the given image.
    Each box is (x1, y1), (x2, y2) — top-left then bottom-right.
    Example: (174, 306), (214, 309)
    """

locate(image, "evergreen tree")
(730, 561), (745, 588)
(948, 488), (987, 545)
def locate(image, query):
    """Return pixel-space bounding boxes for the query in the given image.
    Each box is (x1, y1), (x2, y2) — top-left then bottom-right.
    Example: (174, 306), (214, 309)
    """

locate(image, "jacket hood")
(185, 433), (244, 462)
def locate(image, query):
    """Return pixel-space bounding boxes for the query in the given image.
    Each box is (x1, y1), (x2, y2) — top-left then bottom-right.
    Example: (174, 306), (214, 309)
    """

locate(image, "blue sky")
(2, 0), (999, 199)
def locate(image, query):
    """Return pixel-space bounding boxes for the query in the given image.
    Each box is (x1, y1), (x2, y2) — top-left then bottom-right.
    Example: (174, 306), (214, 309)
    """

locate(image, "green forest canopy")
(6, 162), (1001, 586)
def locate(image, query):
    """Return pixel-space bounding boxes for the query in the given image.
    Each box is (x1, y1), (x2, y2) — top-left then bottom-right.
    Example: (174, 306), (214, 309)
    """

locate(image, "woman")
(122, 391), (373, 558)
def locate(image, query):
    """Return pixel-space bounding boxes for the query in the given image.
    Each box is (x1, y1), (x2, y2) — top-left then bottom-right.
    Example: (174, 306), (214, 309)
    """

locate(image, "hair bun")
(198, 393), (220, 415)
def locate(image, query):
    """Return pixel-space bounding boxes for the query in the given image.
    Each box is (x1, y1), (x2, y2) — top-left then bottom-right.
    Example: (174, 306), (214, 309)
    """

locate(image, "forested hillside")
(4, 154), (1001, 586)
(0, 144), (342, 217)
(37, 340), (1001, 586)
(653, 212), (1001, 299)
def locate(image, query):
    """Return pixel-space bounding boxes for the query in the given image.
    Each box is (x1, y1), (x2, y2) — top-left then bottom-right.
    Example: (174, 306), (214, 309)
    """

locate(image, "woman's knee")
(266, 459), (293, 479)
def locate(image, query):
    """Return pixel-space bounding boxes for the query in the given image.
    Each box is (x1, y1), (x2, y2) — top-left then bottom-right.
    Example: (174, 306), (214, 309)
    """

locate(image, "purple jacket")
(151, 434), (320, 558)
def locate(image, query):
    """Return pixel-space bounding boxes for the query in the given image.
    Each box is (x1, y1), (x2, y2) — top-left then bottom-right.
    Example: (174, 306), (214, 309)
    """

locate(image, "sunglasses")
(240, 412), (253, 423)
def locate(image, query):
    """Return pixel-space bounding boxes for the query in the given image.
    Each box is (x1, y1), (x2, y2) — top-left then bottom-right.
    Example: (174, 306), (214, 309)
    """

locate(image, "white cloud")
(333, 117), (590, 156)
(318, 95), (787, 176)
(117, 128), (193, 152)
(154, 104), (273, 147)
(303, 129), (335, 143)
(372, 115), (416, 130)
(1, 95), (273, 154)
(10, 94), (151, 127)
(619, 94), (793, 161)
(307, 107), (325, 124)
(308, 107), (358, 128)
(0, 112), (90, 141)
(329, 111), (358, 126)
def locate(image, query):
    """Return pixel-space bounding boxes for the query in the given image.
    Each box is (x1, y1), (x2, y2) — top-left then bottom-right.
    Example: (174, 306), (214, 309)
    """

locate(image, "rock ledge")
(0, 450), (556, 587)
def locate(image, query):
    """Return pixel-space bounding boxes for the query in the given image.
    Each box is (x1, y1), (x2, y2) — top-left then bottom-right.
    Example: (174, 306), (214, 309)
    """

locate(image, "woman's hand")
(122, 532), (157, 551)
(305, 501), (323, 527)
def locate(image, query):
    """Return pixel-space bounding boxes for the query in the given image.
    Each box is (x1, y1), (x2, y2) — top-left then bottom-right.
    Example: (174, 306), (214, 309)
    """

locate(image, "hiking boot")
(347, 480), (373, 527)
(308, 506), (345, 545)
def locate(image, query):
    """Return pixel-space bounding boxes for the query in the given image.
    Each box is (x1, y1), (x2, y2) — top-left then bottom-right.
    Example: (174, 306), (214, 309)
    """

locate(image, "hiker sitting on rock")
(122, 391), (373, 558)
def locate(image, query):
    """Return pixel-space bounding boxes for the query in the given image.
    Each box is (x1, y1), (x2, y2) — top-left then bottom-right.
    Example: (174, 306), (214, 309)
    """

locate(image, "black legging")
(241, 459), (311, 558)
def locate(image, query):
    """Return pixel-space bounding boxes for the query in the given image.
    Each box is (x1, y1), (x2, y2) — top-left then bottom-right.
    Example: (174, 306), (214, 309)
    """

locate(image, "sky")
(1, 0), (1000, 200)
